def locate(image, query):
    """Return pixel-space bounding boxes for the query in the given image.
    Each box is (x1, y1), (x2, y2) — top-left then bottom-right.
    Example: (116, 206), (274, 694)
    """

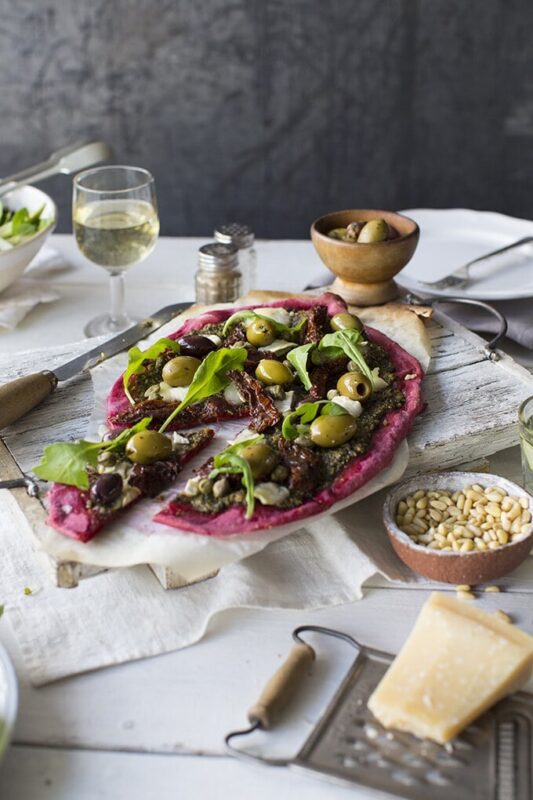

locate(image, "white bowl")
(0, 642), (18, 763)
(0, 185), (57, 294)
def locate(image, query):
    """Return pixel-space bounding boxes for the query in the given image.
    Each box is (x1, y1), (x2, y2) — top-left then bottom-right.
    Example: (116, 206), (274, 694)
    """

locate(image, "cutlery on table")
(0, 141), (113, 199)
(417, 236), (533, 292)
(0, 301), (193, 429)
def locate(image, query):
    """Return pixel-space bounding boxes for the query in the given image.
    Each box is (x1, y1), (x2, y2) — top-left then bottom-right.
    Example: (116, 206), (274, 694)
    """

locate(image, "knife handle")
(0, 371), (57, 429)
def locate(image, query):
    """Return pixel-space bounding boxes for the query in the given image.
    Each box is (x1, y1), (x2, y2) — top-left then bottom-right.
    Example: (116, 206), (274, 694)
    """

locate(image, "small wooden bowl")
(383, 472), (533, 585)
(310, 209), (419, 306)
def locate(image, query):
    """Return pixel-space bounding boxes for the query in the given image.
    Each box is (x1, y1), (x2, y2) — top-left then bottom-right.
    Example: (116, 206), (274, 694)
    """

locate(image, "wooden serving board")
(1, 308), (532, 588)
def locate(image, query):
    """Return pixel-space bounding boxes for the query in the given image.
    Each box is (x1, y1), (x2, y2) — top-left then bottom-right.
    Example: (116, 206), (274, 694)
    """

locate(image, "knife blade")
(0, 301), (193, 430)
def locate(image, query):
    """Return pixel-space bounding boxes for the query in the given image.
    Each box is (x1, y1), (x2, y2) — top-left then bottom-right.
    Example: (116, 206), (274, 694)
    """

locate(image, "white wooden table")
(0, 234), (532, 800)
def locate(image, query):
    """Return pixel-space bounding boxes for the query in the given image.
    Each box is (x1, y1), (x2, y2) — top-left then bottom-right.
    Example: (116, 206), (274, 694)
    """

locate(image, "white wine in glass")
(73, 166), (159, 336)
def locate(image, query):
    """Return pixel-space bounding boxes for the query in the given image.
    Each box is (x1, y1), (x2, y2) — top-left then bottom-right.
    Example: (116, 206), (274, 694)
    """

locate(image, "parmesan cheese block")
(367, 592), (533, 743)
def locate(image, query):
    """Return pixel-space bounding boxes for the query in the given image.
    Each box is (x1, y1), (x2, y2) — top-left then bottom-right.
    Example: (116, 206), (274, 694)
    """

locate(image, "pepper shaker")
(195, 242), (241, 304)
(214, 223), (256, 295)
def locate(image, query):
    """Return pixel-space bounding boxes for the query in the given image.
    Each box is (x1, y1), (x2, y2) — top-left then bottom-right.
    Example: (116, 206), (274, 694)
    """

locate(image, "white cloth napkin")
(0, 485), (410, 686)
(0, 246), (69, 330)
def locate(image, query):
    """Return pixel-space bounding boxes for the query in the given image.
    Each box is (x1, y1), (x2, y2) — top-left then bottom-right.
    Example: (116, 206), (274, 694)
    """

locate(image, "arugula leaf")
(210, 451), (256, 519)
(123, 337), (180, 403)
(0, 204), (52, 247)
(159, 347), (247, 432)
(318, 329), (374, 385)
(33, 417), (152, 489)
(28, 203), (46, 224)
(286, 343), (314, 390)
(33, 439), (102, 489)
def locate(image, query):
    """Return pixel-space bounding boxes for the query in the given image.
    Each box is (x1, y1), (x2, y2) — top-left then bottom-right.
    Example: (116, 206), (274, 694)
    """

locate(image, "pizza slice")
(34, 421), (214, 542)
(153, 316), (425, 535)
(106, 292), (348, 432)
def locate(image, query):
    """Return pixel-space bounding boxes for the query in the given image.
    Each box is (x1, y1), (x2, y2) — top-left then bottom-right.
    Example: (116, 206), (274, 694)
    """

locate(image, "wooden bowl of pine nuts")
(383, 472), (533, 584)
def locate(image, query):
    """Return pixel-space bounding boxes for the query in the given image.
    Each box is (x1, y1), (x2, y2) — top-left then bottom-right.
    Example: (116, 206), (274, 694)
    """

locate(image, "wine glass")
(72, 165), (159, 336)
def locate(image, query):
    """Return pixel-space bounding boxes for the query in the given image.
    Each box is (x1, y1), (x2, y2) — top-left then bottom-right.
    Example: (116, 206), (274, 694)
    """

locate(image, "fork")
(418, 236), (533, 292)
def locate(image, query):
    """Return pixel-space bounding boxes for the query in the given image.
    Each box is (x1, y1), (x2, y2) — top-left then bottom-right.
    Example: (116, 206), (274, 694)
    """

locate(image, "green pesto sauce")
(180, 341), (405, 515)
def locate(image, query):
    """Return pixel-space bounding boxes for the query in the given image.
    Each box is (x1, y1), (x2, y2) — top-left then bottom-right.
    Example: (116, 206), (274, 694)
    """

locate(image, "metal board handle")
(432, 297), (508, 359)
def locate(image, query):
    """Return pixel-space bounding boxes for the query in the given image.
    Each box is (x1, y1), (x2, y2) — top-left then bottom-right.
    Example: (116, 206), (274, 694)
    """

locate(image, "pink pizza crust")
(153, 325), (425, 536)
(107, 292), (347, 428)
(46, 430), (214, 543)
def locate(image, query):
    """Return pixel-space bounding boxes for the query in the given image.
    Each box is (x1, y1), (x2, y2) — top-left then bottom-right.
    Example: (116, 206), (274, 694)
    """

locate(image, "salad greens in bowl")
(0, 184), (57, 293)
(0, 641), (18, 764)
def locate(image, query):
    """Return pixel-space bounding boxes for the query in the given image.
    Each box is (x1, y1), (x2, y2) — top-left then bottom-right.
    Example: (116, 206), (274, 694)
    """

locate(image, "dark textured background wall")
(1, 0), (532, 237)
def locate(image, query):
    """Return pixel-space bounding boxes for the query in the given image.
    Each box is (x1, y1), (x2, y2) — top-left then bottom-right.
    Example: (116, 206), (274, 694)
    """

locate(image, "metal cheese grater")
(226, 626), (533, 799)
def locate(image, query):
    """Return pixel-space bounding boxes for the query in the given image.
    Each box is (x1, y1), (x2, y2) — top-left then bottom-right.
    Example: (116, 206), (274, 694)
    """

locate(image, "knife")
(0, 301), (193, 430)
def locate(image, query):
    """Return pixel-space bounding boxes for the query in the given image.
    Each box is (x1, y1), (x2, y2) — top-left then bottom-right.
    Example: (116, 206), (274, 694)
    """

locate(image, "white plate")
(397, 208), (533, 300)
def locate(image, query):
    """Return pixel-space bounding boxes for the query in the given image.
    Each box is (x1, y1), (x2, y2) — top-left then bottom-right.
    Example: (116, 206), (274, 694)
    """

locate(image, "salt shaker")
(214, 223), (256, 295)
(195, 242), (241, 304)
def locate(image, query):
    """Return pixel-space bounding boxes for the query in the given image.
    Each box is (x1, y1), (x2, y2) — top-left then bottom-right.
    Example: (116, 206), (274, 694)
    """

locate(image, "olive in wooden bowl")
(383, 472), (533, 585)
(310, 208), (419, 306)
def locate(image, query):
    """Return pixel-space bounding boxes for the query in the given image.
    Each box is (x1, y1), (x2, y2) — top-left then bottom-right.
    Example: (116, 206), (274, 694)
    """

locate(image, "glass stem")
(109, 270), (129, 328)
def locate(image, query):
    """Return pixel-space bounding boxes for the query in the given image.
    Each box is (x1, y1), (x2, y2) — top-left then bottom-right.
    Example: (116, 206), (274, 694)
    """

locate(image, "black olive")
(177, 335), (218, 360)
(90, 473), (123, 505)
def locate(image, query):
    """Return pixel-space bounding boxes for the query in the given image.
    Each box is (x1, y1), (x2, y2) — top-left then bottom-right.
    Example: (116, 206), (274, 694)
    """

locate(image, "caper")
(239, 443), (278, 479)
(162, 355), (201, 387)
(246, 317), (276, 347)
(357, 218), (389, 243)
(330, 312), (364, 332)
(177, 335), (217, 359)
(126, 430), (173, 464)
(310, 414), (358, 448)
(337, 371), (372, 402)
(255, 359), (293, 386)
(327, 227), (348, 240)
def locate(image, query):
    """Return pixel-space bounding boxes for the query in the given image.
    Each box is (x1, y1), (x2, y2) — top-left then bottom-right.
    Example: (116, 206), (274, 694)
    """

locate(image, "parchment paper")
(37, 308), (415, 583)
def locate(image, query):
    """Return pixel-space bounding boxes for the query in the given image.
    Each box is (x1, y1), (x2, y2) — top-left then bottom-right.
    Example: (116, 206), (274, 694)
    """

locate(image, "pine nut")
(494, 610), (512, 623)
(484, 585), (501, 592)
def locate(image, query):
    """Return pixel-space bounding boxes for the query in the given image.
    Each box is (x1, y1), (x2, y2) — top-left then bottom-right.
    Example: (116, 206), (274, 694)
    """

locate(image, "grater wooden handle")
(248, 642), (315, 730)
(0, 371), (57, 429)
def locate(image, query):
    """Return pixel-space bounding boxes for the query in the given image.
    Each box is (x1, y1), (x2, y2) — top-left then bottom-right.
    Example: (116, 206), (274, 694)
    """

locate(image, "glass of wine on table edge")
(72, 165), (160, 337)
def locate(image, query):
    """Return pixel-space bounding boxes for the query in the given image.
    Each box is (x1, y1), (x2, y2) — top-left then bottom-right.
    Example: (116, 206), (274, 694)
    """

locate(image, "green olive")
(310, 414), (358, 448)
(239, 443), (278, 479)
(162, 355), (201, 387)
(337, 371), (372, 401)
(330, 312), (364, 332)
(327, 227), (348, 240)
(255, 359), (293, 386)
(126, 430), (173, 464)
(357, 218), (389, 243)
(246, 317), (276, 347)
